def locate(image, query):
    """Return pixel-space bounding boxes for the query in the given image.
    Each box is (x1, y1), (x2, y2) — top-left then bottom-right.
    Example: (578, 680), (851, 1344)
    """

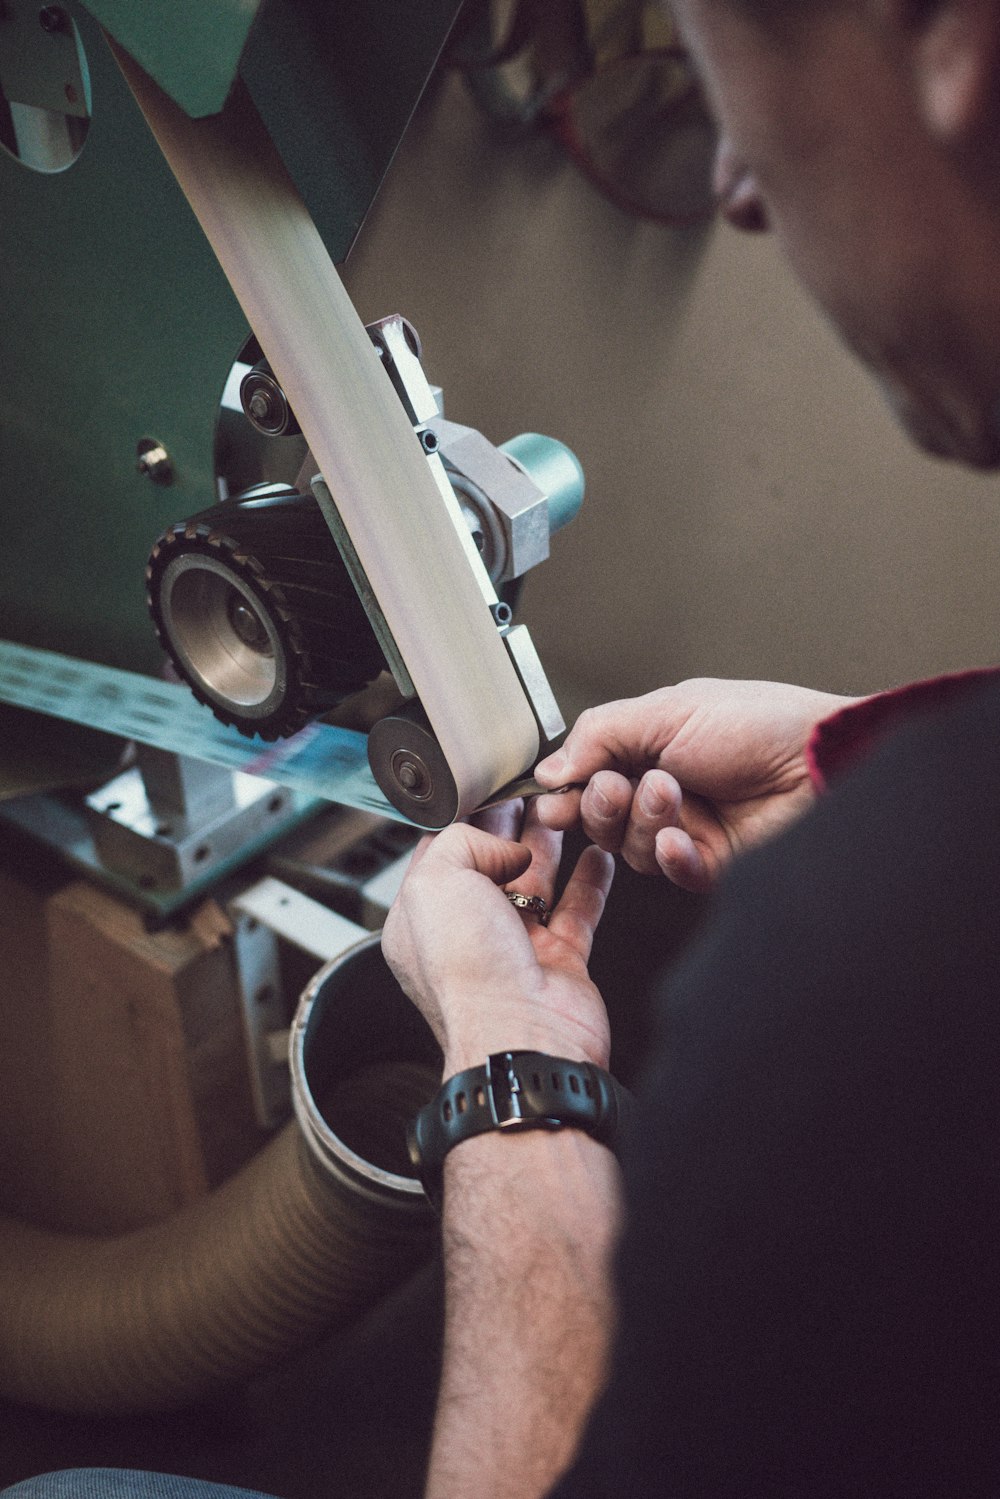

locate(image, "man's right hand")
(534, 678), (857, 892)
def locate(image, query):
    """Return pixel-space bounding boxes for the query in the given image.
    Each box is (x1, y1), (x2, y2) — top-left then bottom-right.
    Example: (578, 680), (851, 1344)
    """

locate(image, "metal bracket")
(229, 876), (368, 1128)
(501, 624), (566, 746)
(430, 417), (550, 585)
(84, 751), (297, 894)
(364, 315), (499, 610)
(310, 475), (416, 699)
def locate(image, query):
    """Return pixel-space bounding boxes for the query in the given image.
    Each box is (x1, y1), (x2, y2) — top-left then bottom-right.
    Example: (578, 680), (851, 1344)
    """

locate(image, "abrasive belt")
(0, 639), (399, 816)
(111, 42), (540, 817)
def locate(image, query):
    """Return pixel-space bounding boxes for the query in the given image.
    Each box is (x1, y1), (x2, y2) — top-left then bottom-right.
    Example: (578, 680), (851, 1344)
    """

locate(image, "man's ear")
(886, 0), (1000, 146)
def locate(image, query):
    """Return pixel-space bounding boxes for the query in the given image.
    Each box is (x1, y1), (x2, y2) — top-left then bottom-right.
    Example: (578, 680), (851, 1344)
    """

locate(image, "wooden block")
(0, 877), (263, 1235)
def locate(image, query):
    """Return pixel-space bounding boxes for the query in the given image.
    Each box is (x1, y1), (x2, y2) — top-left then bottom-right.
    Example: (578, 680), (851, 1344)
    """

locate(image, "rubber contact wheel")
(146, 487), (385, 739)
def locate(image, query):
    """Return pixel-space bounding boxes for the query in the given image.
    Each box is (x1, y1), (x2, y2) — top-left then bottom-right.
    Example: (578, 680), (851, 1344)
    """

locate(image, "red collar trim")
(807, 667), (1000, 793)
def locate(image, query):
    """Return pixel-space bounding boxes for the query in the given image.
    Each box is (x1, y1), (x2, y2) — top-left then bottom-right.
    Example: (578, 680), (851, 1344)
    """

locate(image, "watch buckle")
(486, 1050), (559, 1130)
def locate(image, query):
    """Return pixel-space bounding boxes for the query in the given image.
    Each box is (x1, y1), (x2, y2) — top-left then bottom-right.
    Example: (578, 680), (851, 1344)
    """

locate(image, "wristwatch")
(407, 1050), (632, 1209)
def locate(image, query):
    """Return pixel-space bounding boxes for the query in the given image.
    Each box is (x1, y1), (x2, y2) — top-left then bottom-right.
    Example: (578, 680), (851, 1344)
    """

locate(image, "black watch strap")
(407, 1050), (632, 1209)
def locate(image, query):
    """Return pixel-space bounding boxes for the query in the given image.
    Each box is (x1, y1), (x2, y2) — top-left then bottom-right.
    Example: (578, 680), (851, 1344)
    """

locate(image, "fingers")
(543, 767), (685, 877)
(404, 831), (438, 875)
(654, 826), (715, 894)
(414, 821), (533, 887)
(534, 786), (582, 832)
(405, 804), (560, 901)
(536, 771), (631, 838)
(535, 696), (661, 787)
(548, 844), (615, 962)
(619, 770), (684, 875)
(579, 771), (637, 852)
(471, 798), (524, 842)
(504, 801), (563, 906)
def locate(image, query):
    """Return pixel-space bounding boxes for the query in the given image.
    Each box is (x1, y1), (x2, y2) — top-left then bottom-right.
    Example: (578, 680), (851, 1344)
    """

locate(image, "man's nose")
(713, 138), (770, 233)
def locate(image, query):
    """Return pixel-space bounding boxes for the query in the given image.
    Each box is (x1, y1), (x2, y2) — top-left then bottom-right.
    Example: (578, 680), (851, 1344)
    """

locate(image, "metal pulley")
(240, 358), (302, 438)
(366, 702), (461, 829)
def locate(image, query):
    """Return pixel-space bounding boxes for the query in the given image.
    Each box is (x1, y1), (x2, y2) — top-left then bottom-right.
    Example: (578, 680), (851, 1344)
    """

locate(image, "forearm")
(425, 1128), (623, 1499)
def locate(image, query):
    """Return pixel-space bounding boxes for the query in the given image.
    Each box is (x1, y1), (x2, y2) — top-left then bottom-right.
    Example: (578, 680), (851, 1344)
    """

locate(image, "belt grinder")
(0, 2), (583, 834)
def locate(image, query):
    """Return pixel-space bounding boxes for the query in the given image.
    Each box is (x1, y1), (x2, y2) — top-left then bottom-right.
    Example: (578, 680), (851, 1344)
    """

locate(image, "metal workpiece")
(430, 417), (552, 586)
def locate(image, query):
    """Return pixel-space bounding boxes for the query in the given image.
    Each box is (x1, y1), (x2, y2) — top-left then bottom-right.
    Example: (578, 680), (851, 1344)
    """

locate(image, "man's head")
(671, 0), (1000, 466)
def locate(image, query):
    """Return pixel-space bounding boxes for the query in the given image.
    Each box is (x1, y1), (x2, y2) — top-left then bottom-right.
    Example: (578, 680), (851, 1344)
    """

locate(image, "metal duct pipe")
(0, 936), (440, 1415)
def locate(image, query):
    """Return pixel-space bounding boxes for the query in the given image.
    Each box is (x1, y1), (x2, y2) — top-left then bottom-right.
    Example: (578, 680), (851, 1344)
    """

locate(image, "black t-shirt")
(554, 677), (1000, 1497)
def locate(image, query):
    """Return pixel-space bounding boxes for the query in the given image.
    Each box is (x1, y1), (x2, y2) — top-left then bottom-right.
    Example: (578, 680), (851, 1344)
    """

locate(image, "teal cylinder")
(499, 433), (585, 535)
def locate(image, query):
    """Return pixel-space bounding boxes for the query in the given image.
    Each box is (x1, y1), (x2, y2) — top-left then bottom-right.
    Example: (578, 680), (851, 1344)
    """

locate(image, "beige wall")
(344, 71), (1000, 721)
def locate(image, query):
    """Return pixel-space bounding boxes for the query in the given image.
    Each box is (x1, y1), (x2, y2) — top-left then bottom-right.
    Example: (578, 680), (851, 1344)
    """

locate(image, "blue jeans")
(2, 1474), (279, 1499)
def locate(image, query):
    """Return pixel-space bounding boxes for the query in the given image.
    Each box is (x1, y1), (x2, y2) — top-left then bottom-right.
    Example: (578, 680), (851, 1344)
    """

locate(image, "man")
(6, 3), (1000, 1499)
(382, 2), (1000, 1495)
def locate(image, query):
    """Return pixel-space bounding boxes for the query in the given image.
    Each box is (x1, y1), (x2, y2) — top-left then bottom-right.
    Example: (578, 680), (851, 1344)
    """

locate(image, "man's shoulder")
(655, 669), (1000, 1075)
(741, 666), (1000, 911)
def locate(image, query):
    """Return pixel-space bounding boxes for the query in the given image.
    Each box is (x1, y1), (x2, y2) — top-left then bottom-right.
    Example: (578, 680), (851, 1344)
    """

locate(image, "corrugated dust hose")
(0, 935), (440, 1414)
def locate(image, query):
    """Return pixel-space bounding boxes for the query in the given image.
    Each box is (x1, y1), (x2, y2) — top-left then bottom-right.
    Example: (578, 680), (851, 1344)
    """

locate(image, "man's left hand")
(382, 801), (615, 1077)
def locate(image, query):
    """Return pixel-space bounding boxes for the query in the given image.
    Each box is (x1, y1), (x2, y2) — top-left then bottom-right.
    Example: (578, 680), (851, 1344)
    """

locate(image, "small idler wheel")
(368, 702), (460, 829)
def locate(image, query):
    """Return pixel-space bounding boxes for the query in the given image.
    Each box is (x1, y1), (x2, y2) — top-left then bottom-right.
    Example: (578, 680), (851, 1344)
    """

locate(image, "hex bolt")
(248, 390), (273, 425)
(38, 6), (68, 32)
(391, 749), (433, 801)
(239, 363), (299, 436)
(135, 439), (173, 485)
(419, 428), (439, 454)
(397, 760), (420, 790)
